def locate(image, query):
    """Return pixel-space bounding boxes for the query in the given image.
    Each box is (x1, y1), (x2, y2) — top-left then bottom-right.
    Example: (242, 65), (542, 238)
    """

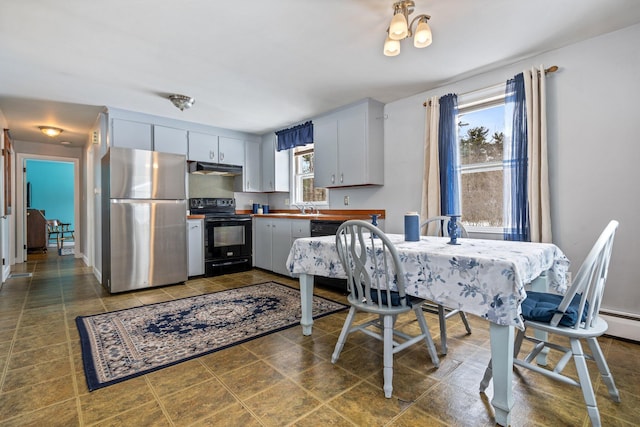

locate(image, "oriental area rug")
(76, 282), (347, 391)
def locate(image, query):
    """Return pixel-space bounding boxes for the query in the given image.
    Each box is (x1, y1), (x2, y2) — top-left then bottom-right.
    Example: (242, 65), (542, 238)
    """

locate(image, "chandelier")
(383, 0), (432, 57)
(169, 94), (195, 111)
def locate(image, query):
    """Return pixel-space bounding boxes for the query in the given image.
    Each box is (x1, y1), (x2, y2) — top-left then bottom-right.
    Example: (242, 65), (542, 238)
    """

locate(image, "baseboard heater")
(600, 309), (640, 342)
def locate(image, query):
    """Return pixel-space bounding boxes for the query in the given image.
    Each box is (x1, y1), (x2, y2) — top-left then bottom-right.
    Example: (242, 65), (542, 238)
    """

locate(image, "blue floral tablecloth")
(287, 234), (570, 329)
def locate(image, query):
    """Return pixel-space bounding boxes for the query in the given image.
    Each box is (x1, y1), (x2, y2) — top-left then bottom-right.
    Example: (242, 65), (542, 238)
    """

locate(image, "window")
(457, 90), (506, 230)
(293, 144), (328, 204)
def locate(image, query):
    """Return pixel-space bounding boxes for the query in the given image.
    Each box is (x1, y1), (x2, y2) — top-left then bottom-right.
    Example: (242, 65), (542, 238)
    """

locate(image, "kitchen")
(1, 2), (639, 425)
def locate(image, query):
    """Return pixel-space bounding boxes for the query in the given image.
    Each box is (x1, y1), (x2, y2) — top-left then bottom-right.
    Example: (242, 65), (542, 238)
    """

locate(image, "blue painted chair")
(479, 220), (621, 427)
(332, 220), (440, 398)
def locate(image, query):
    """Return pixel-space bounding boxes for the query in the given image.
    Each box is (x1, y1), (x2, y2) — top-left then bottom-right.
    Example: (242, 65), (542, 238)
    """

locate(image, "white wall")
(323, 24), (640, 322)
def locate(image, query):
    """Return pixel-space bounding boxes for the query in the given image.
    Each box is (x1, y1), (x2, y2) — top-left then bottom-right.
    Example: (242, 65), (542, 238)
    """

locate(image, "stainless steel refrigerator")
(102, 147), (187, 293)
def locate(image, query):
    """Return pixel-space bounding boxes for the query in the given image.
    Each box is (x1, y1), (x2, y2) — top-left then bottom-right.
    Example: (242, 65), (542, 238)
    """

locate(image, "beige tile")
(1, 397), (79, 427)
(327, 381), (409, 427)
(290, 405), (355, 427)
(218, 360), (286, 399)
(291, 360), (361, 401)
(160, 378), (238, 424)
(91, 400), (171, 427)
(3, 356), (72, 391)
(244, 379), (322, 426)
(193, 401), (262, 426)
(146, 359), (214, 397)
(200, 344), (259, 374)
(0, 375), (75, 422)
(79, 377), (155, 424)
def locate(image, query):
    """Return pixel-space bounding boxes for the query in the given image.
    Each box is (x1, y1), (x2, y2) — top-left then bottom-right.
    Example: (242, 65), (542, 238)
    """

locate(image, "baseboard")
(601, 310), (640, 342)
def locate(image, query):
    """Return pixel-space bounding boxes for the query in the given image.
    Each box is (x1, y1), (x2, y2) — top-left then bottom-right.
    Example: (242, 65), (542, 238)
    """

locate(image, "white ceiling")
(2, 0), (640, 147)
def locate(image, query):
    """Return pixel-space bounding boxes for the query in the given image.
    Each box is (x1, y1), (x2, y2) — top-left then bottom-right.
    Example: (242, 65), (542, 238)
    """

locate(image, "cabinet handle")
(220, 152), (225, 161)
(331, 174), (335, 184)
(210, 150), (215, 160)
(340, 173), (343, 183)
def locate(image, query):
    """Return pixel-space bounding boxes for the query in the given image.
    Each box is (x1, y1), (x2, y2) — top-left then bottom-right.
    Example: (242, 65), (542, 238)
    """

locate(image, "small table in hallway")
(286, 234), (570, 427)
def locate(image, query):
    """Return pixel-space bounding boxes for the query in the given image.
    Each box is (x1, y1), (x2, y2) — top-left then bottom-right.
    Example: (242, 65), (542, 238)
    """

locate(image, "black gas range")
(189, 198), (252, 276)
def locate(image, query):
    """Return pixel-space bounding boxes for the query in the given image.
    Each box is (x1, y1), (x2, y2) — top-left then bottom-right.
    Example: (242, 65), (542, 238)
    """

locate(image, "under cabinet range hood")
(188, 161), (243, 176)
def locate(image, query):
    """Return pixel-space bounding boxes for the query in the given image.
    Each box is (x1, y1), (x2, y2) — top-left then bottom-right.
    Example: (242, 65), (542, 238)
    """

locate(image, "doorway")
(15, 153), (80, 265)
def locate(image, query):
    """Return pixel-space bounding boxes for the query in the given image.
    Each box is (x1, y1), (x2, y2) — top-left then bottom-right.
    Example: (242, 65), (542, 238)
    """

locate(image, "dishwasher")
(310, 220), (348, 293)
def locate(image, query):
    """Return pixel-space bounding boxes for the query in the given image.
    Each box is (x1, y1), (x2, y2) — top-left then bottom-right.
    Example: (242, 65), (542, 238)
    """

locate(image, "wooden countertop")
(187, 215), (205, 219)
(239, 209), (385, 221)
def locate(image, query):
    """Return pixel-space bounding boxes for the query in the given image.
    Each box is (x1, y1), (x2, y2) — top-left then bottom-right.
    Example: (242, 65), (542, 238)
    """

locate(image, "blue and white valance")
(275, 121), (314, 151)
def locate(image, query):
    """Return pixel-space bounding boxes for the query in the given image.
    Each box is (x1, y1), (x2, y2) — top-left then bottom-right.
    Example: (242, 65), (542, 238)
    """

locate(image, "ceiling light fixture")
(169, 94), (195, 111)
(39, 126), (63, 137)
(384, 0), (432, 57)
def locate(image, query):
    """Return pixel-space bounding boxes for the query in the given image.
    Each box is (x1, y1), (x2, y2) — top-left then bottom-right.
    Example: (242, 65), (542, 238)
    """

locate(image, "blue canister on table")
(252, 203), (260, 214)
(404, 212), (420, 241)
(262, 204), (269, 214)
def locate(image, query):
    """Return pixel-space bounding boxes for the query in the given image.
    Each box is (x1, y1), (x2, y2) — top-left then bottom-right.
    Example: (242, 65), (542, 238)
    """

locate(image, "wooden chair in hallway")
(331, 220), (440, 398)
(479, 220), (621, 427)
(420, 216), (472, 354)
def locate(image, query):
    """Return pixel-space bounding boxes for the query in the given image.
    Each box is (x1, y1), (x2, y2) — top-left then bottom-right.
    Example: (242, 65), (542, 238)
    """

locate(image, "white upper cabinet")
(218, 136), (245, 166)
(242, 140), (261, 192)
(261, 133), (290, 192)
(189, 132), (245, 165)
(313, 99), (384, 188)
(188, 131), (219, 162)
(153, 125), (188, 155)
(111, 119), (152, 151)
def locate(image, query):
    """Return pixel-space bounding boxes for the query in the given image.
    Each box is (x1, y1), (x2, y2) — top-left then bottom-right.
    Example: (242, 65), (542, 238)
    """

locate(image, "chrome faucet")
(308, 203), (320, 214)
(293, 203), (308, 214)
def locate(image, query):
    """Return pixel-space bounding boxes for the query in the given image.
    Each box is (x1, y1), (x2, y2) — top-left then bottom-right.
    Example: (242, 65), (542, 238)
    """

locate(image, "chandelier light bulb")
(383, 36), (401, 56)
(389, 12), (408, 40)
(413, 19), (432, 48)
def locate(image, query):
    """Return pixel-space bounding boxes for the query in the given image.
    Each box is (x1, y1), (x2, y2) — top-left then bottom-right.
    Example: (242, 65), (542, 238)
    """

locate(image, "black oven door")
(204, 217), (252, 261)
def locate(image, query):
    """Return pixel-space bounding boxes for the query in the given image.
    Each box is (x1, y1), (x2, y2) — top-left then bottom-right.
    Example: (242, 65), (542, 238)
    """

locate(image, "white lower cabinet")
(254, 218), (309, 276)
(187, 219), (204, 277)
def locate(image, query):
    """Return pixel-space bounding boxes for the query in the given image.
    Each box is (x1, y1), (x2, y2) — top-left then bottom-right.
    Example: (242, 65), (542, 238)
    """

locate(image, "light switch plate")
(344, 196), (349, 205)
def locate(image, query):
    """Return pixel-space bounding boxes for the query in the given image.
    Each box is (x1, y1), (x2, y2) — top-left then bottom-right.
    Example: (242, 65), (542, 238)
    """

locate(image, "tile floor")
(0, 252), (638, 426)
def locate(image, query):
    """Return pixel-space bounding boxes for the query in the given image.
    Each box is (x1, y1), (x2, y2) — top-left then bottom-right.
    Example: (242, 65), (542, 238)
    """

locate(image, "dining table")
(286, 233), (570, 427)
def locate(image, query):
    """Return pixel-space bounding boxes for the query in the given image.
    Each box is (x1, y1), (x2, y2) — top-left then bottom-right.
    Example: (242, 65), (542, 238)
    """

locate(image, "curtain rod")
(423, 65), (558, 107)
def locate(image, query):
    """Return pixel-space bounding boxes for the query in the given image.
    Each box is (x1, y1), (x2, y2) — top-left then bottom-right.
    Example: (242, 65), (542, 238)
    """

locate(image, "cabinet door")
(218, 137), (245, 166)
(112, 119), (152, 150)
(188, 131), (218, 161)
(271, 218), (292, 276)
(243, 140), (261, 192)
(261, 134), (290, 192)
(313, 117), (338, 187)
(187, 219), (204, 276)
(154, 125), (188, 155)
(254, 218), (272, 270)
(337, 106), (367, 186)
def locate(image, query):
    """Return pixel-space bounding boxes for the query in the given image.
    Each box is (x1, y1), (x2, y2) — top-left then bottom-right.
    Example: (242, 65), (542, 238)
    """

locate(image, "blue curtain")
(503, 73), (530, 241)
(275, 121), (314, 151)
(438, 94), (460, 216)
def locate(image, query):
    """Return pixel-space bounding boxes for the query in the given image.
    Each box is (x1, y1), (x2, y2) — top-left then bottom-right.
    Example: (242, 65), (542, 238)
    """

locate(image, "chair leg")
(413, 306), (439, 367)
(459, 311), (472, 334)
(382, 314), (395, 398)
(586, 337), (621, 402)
(437, 305), (448, 355)
(332, 307), (357, 363)
(570, 338), (601, 427)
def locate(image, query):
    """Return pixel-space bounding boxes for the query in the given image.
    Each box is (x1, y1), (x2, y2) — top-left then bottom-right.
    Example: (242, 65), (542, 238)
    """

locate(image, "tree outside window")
(294, 145), (327, 204)
(458, 100), (505, 228)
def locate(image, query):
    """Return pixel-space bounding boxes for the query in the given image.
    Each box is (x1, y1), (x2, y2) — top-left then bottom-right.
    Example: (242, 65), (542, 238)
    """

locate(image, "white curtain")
(420, 96), (440, 234)
(524, 66), (552, 243)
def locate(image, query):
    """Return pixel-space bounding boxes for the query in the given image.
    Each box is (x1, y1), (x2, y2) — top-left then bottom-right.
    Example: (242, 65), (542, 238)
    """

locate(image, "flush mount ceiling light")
(39, 126), (63, 137)
(169, 94), (195, 111)
(383, 0), (432, 57)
